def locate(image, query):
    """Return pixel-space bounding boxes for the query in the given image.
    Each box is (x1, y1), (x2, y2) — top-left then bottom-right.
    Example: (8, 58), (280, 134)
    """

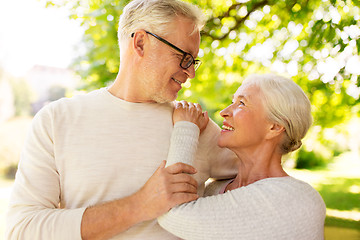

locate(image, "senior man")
(6, 0), (237, 239)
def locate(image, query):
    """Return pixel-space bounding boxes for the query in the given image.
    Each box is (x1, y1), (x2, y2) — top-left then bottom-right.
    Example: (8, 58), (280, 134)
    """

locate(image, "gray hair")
(243, 74), (312, 154)
(118, 0), (205, 43)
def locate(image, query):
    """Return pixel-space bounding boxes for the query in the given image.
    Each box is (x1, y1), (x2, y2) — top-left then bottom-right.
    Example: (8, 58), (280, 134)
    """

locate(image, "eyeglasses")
(131, 31), (201, 71)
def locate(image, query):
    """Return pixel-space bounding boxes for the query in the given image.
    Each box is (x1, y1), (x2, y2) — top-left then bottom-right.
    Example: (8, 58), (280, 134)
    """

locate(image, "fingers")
(199, 111), (209, 133)
(194, 102), (202, 112)
(179, 100), (189, 108)
(136, 161), (199, 219)
(165, 163), (198, 195)
(203, 111), (208, 120)
(182, 101), (199, 113)
(170, 172), (198, 189)
(175, 101), (202, 113)
(172, 192), (199, 205)
(158, 160), (166, 169)
(157, 161), (198, 189)
(170, 181), (197, 194)
(173, 100), (207, 128)
(166, 162), (197, 175)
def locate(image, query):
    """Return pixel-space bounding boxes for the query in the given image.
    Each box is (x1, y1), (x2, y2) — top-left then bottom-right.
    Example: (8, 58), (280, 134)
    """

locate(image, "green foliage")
(295, 148), (328, 169)
(4, 163), (17, 179)
(48, 85), (67, 101)
(9, 78), (35, 117)
(45, 0), (360, 168)
(47, 0), (130, 89)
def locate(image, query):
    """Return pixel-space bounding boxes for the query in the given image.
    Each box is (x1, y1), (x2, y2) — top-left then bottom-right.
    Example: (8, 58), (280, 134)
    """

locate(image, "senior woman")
(158, 73), (326, 240)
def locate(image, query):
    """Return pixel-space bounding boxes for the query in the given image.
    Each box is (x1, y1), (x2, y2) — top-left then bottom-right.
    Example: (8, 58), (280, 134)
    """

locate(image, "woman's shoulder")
(244, 176), (326, 216)
(258, 176), (323, 199)
(205, 176), (326, 212)
(247, 176), (324, 200)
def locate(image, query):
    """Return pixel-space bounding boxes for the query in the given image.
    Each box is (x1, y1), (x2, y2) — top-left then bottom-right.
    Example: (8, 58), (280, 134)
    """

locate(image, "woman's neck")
(226, 145), (288, 191)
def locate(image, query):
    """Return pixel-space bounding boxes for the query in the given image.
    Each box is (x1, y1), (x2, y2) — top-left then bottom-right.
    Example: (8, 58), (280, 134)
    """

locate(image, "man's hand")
(135, 160), (198, 221)
(81, 161), (198, 240)
(173, 101), (209, 133)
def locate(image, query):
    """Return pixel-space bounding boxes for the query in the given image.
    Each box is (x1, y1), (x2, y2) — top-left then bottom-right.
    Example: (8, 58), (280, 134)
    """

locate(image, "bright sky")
(0, 0), (84, 77)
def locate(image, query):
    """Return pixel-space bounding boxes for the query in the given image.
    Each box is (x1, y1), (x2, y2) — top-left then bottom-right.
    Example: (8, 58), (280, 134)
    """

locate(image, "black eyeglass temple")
(131, 31), (201, 70)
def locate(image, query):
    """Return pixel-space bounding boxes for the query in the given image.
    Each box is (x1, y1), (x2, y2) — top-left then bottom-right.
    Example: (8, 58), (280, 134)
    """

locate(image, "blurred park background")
(0, 0), (359, 239)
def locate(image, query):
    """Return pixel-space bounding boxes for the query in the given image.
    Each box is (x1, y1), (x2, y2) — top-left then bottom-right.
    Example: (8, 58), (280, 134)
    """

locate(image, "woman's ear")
(265, 123), (285, 140)
(132, 31), (146, 57)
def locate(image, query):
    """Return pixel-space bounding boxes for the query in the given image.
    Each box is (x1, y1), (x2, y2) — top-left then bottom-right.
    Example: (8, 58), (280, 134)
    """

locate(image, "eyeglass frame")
(131, 31), (202, 71)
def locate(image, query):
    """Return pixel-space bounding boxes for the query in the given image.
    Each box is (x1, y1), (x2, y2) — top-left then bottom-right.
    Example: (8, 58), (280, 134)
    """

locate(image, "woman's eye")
(231, 100), (244, 106)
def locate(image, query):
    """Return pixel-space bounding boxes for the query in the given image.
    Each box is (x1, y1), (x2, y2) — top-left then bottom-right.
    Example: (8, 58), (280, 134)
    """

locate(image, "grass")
(0, 117), (359, 239)
(285, 153), (360, 239)
(319, 177), (360, 215)
(288, 168), (360, 228)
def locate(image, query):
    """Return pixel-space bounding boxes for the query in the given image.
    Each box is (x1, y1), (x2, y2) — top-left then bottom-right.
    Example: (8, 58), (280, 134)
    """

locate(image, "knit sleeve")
(158, 177), (326, 240)
(158, 189), (239, 240)
(166, 121), (199, 167)
(6, 104), (86, 240)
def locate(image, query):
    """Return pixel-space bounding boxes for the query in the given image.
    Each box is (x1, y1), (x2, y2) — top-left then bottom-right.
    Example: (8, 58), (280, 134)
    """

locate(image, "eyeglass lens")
(181, 54), (201, 71)
(181, 54), (193, 69)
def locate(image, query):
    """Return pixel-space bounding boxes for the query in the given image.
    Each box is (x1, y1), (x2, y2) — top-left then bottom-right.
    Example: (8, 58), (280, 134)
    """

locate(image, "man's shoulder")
(47, 88), (105, 109)
(32, 88), (105, 122)
(61, 88), (105, 103)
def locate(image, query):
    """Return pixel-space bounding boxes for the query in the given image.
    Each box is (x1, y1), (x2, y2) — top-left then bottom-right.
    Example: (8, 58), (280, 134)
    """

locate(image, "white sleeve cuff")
(166, 121), (200, 167)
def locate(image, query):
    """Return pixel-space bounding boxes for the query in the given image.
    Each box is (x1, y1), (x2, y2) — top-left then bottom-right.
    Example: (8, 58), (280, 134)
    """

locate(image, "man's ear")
(132, 31), (146, 57)
(265, 123), (285, 140)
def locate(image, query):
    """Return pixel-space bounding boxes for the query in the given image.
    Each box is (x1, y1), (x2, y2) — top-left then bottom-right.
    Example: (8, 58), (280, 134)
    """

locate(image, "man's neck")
(108, 70), (154, 103)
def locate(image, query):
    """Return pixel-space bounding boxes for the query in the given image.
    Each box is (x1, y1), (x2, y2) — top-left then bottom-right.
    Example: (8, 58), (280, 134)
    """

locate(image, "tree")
(46, 0), (360, 168)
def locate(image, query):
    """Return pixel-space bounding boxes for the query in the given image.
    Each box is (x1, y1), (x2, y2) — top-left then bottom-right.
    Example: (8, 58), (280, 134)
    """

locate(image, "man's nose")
(183, 65), (196, 79)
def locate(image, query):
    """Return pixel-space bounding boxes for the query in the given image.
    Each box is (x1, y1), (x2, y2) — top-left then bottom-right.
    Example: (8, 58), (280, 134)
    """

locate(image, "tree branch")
(202, 0), (270, 41)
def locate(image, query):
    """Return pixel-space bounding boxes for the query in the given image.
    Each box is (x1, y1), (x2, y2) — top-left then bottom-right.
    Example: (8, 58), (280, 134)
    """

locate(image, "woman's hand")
(173, 101), (209, 133)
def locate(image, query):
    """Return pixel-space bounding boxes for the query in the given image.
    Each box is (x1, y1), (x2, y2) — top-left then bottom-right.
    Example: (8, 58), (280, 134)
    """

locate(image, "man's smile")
(172, 77), (183, 85)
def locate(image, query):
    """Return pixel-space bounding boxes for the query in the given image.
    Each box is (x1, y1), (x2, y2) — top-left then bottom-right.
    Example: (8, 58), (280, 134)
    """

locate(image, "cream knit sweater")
(6, 88), (237, 240)
(159, 122), (326, 240)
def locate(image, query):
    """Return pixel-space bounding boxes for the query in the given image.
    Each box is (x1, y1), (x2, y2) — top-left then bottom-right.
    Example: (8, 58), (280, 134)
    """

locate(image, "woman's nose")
(220, 105), (232, 118)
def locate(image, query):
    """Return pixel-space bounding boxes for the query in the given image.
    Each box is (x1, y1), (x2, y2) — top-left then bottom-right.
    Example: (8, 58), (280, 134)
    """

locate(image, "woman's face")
(218, 83), (272, 150)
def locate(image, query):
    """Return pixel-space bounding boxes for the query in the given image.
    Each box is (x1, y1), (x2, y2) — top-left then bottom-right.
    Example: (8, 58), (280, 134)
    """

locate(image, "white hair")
(118, 0), (205, 44)
(243, 73), (312, 154)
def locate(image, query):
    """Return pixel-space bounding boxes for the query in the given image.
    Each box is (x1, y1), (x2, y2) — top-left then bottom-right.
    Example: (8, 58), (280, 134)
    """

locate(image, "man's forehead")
(186, 33), (200, 56)
(171, 18), (200, 55)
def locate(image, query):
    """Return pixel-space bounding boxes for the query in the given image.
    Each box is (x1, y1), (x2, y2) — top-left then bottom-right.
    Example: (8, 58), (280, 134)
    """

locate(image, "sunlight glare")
(0, 0), (84, 76)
